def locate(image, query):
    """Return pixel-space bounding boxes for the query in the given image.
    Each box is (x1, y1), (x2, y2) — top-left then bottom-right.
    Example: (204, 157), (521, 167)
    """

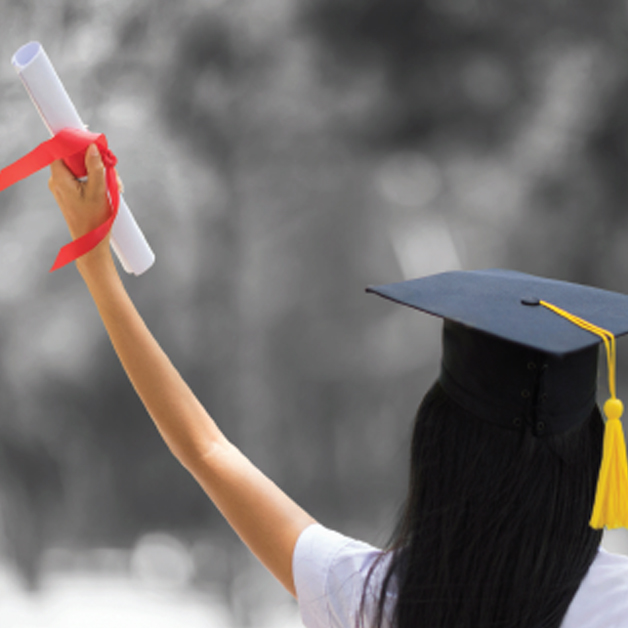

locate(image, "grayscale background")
(0, 0), (627, 625)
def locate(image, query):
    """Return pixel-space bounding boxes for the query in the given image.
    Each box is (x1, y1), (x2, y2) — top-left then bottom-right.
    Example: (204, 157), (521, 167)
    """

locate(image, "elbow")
(175, 433), (232, 478)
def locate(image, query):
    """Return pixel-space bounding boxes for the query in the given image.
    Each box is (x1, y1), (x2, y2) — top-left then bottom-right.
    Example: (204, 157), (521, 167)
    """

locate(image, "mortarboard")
(367, 268), (628, 529)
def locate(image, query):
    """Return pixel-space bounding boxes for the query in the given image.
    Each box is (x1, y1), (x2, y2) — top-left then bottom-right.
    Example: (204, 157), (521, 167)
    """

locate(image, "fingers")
(84, 144), (106, 202)
(48, 158), (77, 193)
(47, 143), (112, 241)
(48, 144), (107, 195)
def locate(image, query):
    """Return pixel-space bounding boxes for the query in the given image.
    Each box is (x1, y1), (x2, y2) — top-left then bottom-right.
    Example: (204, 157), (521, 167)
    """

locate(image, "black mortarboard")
(367, 268), (628, 528)
(367, 268), (628, 435)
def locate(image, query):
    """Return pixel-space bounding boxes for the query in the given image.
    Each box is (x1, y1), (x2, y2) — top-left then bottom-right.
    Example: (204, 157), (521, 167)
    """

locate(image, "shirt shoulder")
(293, 523), (392, 628)
(562, 549), (628, 628)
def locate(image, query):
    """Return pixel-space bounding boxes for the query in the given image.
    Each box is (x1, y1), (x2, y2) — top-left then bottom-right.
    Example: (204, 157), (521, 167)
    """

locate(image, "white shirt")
(293, 523), (628, 628)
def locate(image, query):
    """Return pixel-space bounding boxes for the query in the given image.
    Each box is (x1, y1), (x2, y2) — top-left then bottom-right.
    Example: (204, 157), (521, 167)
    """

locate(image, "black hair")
(361, 380), (604, 628)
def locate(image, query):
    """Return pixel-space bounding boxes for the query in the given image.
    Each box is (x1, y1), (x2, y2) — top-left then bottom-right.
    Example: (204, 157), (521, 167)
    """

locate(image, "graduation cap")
(367, 268), (628, 530)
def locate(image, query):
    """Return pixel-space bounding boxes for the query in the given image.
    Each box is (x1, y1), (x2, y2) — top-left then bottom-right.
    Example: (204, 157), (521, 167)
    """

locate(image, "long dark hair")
(362, 381), (604, 628)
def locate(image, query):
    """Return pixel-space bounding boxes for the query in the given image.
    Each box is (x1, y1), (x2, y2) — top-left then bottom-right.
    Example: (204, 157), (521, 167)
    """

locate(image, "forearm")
(77, 249), (223, 468)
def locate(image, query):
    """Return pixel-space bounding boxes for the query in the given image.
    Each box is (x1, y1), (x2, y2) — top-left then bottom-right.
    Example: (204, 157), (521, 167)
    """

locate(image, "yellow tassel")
(589, 399), (628, 529)
(539, 301), (628, 530)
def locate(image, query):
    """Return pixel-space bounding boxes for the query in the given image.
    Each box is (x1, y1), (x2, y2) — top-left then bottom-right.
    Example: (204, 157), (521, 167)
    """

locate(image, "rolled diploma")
(11, 41), (155, 275)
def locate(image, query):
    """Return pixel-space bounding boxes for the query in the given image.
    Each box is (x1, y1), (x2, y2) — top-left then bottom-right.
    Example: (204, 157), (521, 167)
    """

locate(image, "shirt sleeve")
(292, 523), (391, 628)
(561, 548), (628, 628)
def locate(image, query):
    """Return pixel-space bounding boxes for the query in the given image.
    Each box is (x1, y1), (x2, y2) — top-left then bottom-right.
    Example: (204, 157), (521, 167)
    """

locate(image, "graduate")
(47, 144), (628, 628)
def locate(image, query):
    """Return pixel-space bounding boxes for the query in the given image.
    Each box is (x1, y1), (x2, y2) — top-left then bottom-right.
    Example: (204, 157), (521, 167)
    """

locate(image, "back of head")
(380, 381), (604, 628)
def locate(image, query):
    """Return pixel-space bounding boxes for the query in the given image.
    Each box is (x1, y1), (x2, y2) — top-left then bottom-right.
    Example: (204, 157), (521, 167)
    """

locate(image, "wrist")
(76, 239), (117, 281)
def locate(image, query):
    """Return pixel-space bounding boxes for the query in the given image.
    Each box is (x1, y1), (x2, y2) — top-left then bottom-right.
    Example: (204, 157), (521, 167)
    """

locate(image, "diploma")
(11, 41), (155, 275)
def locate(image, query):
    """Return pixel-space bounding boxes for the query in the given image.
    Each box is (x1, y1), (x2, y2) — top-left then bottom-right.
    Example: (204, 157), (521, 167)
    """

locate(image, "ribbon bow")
(0, 127), (120, 271)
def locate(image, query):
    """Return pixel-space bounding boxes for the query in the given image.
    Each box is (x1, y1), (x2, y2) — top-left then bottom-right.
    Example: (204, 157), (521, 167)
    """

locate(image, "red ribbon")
(0, 128), (119, 272)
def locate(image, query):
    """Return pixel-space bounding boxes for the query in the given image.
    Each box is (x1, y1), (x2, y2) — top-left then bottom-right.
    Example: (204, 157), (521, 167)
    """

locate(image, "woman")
(48, 145), (628, 627)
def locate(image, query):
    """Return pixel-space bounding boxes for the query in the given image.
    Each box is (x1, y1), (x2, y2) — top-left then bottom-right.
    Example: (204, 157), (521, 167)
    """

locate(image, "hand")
(48, 144), (111, 243)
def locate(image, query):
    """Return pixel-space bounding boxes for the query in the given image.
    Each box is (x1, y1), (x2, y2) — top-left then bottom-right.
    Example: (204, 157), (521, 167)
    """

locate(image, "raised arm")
(48, 145), (316, 596)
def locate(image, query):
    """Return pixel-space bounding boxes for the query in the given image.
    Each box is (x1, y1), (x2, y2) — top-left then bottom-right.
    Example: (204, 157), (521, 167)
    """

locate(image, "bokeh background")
(1, 0), (628, 625)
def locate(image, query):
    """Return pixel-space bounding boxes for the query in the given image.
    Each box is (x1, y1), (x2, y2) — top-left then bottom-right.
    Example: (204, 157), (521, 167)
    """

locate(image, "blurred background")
(1, 0), (628, 625)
